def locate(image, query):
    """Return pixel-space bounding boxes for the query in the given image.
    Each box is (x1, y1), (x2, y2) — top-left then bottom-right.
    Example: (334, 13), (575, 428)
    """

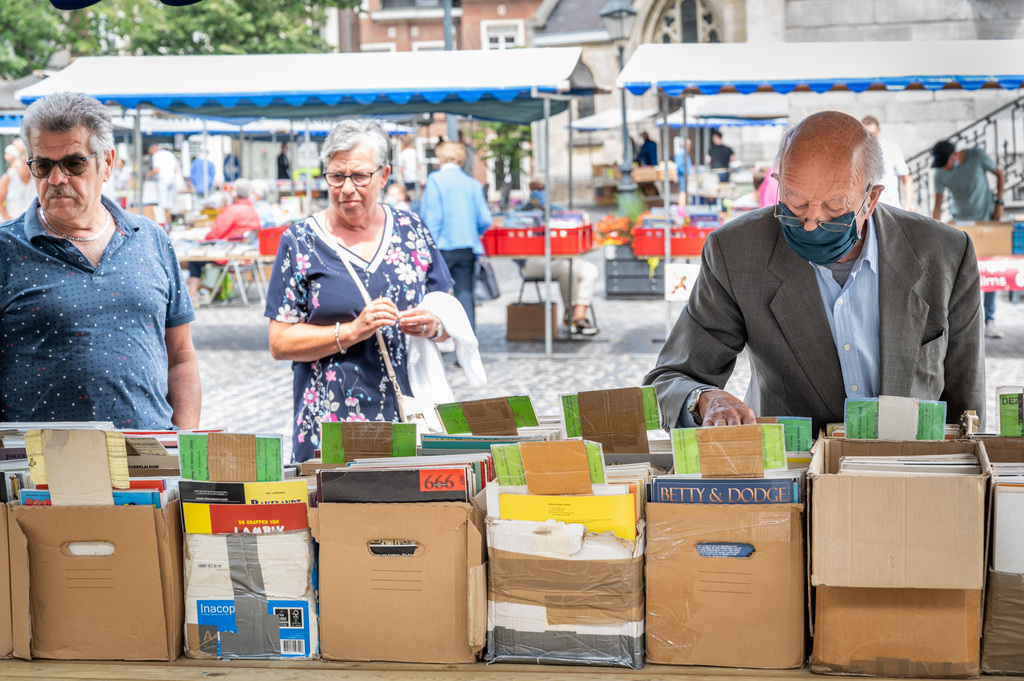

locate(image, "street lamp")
(600, 0), (638, 195)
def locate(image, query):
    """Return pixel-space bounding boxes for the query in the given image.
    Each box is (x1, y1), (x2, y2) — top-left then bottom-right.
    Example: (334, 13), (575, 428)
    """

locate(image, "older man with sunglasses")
(0, 91), (200, 430)
(645, 110), (985, 434)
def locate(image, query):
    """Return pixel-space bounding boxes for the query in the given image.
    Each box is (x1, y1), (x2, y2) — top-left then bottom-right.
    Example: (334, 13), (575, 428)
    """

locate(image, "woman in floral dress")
(265, 120), (454, 462)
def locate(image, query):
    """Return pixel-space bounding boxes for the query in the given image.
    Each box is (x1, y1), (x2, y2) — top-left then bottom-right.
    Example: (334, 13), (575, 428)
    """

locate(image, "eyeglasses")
(27, 153), (98, 180)
(323, 166), (383, 188)
(774, 185), (874, 233)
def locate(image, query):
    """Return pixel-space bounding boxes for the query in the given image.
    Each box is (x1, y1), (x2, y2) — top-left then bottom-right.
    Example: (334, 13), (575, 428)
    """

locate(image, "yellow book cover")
(244, 479), (309, 506)
(498, 493), (637, 540)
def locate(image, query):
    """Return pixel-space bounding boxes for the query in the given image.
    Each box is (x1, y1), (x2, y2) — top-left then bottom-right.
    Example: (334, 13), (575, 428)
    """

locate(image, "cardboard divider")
(207, 433), (258, 482)
(462, 398), (518, 437)
(578, 387), (648, 454)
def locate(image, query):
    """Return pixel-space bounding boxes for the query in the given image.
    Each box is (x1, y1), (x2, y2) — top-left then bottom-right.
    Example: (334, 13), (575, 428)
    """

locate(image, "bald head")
(775, 111), (883, 186)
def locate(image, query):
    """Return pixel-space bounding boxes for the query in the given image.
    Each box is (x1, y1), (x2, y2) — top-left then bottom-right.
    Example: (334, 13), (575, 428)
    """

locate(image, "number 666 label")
(419, 469), (467, 492)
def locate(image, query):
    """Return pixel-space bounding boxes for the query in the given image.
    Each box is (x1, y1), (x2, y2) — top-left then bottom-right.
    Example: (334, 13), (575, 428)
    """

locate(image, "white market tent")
(617, 40), (1024, 96)
(18, 47), (595, 355)
(569, 107), (658, 131)
(18, 49), (592, 124)
(614, 39), (1024, 337)
(661, 93), (789, 128)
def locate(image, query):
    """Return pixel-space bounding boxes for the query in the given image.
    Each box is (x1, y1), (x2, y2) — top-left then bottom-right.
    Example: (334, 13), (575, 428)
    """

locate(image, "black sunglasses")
(27, 153), (98, 179)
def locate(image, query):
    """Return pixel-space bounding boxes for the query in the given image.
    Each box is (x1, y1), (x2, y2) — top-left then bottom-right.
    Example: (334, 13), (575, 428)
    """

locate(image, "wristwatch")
(994, 197), (1005, 206)
(686, 387), (716, 426)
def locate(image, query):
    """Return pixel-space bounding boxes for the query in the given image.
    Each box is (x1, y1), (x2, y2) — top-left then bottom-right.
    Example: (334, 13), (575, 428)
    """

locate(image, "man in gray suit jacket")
(645, 111), (985, 434)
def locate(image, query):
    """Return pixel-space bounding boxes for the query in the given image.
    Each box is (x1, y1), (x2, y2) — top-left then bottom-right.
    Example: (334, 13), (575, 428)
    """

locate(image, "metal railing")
(906, 94), (1024, 216)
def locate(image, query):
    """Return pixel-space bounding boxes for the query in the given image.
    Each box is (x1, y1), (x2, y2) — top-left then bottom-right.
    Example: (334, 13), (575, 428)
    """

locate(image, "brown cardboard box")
(506, 303), (558, 341)
(981, 570), (1024, 674)
(808, 439), (988, 677)
(316, 502), (485, 663)
(0, 504), (11, 659)
(8, 501), (184, 660)
(812, 586), (981, 677)
(955, 222), (1013, 257)
(646, 502), (805, 668)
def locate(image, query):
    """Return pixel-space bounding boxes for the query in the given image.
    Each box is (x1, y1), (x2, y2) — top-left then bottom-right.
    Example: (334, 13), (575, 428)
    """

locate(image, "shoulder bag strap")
(308, 213), (408, 415)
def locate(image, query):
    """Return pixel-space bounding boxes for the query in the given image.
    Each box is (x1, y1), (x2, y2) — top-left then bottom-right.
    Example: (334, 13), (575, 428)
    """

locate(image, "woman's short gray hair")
(320, 119), (390, 168)
(20, 92), (115, 163)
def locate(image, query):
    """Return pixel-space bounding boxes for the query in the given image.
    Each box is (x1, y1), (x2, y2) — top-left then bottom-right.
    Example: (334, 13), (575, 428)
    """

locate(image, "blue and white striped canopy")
(617, 40), (1024, 97)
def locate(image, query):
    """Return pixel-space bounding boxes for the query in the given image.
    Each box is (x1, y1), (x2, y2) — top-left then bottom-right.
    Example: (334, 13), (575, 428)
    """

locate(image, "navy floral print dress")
(264, 206), (453, 462)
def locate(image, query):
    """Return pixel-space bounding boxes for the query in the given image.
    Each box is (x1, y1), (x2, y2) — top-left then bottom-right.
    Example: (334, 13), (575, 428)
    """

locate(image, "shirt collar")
(441, 163), (460, 171)
(28, 195), (141, 243)
(852, 214), (878, 275)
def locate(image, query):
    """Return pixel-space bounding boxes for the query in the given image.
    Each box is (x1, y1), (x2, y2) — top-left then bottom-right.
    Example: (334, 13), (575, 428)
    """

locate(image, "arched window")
(652, 0), (722, 44)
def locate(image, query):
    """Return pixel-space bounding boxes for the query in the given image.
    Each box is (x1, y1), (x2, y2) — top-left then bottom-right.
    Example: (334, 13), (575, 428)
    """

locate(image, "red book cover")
(182, 501), (309, 534)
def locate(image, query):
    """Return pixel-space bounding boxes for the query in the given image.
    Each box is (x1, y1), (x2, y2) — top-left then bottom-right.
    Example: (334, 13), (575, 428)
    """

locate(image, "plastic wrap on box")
(982, 570), (1024, 674)
(184, 531), (317, 659)
(485, 517), (644, 669)
(645, 502), (805, 668)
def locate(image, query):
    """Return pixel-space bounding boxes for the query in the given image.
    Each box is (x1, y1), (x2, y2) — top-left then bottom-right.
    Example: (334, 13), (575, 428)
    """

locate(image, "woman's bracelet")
(430, 317), (444, 340)
(334, 322), (346, 355)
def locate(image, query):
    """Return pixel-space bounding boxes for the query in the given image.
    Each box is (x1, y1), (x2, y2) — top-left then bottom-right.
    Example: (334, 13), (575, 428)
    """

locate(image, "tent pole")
(305, 118), (313, 216)
(134, 109), (143, 211)
(567, 101), (573, 211)
(543, 96), (553, 357)
(661, 92), (672, 343)
(202, 119), (209, 198)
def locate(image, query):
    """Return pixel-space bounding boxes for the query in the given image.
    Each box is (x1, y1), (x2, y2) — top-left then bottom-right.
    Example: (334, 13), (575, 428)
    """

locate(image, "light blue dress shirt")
(421, 163), (492, 255)
(810, 216), (881, 399)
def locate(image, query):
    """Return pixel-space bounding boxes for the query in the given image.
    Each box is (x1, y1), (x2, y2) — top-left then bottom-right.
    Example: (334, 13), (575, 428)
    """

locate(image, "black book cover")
(318, 468), (470, 503)
(178, 480), (246, 505)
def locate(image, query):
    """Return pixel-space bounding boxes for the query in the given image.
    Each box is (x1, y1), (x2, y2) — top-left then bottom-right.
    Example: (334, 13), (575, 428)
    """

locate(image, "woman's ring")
(372, 313), (377, 321)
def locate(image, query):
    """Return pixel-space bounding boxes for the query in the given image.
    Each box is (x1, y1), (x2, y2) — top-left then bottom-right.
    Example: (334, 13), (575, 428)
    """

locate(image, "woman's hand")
(353, 297), (400, 343)
(398, 308), (439, 339)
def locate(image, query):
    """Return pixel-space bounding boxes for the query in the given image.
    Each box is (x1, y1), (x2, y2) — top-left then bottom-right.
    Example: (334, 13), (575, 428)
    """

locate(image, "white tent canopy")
(109, 114), (412, 138)
(660, 93), (789, 128)
(569, 107), (658, 131)
(18, 48), (591, 125)
(617, 40), (1024, 96)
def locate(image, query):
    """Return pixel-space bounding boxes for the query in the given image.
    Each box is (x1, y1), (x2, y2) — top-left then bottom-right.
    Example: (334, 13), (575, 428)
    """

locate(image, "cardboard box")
(808, 439), (989, 677)
(486, 517), (645, 669)
(981, 570), (1024, 674)
(184, 531), (317, 659)
(316, 502), (485, 663)
(955, 222), (1013, 257)
(0, 504), (11, 659)
(812, 586), (981, 677)
(809, 438), (988, 590)
(8, 501), (184, 660)
(506, 303), (558, 342)
(645, 502), (805, 668)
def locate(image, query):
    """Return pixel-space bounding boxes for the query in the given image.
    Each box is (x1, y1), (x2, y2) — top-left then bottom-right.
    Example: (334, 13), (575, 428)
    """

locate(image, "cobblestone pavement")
(193, 247), (1024, 460)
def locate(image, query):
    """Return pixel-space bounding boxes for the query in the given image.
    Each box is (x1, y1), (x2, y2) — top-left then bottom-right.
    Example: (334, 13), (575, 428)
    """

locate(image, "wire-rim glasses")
(774, 185), (873, 233)
(27, 153), (98, 179)
(323, 166), (383, 188)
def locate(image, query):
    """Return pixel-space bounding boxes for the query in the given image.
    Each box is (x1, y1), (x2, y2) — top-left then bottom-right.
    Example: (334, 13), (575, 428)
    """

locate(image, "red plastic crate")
(481, 224), (594, 256)
(258, 225), (289, 256)
(630, 226), (715, 258)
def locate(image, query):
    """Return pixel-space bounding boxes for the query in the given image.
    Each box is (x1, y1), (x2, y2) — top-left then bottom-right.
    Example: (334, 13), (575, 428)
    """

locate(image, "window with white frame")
(481, 20), (524, 50)
(361, 42), (398, 52)
(413, 40), (447, 51)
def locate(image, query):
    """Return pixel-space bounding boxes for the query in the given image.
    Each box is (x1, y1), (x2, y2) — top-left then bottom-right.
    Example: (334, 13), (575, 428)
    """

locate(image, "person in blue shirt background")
(189, 151), (216, 197)
(421, 141), (492, 330)
(635, 131), (658, 167)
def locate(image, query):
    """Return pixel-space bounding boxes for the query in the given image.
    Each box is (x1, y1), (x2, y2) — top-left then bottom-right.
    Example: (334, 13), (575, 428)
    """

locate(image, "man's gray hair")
(233, 178), (252, 199)
(774, 115), (885, 186)
(20, 92), (115, 163)
(320, 119), (389, 168)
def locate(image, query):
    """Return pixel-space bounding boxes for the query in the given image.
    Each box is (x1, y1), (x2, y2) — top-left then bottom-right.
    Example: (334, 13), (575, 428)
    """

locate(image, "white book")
(994, 483), (1024, 573)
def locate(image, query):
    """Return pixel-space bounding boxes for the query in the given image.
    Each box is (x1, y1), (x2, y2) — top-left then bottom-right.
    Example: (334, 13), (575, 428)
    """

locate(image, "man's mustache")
(46, 186), (78, 199)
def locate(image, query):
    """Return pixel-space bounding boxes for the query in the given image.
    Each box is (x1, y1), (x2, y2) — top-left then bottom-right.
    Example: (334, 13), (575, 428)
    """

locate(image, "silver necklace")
(37, 207), (111, 243)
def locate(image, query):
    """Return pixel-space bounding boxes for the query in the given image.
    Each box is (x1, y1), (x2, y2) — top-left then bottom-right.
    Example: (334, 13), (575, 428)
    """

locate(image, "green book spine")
(562, 394), (582, 438)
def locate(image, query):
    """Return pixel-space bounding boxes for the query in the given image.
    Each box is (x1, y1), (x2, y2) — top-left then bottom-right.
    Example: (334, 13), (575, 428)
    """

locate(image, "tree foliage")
(472, 122), (532, 210)
(0, 0), (360, 80)
(0, 4), (64, 79)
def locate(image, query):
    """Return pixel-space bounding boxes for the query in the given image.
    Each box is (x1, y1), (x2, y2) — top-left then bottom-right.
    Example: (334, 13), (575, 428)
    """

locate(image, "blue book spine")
(19, 489), (161, 507)
(652, 478), (798, 504)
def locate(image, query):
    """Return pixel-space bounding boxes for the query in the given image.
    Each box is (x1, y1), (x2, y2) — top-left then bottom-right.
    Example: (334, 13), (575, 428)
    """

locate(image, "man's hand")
(698, 389), (757, 426)
(993, 204), (1004, 221)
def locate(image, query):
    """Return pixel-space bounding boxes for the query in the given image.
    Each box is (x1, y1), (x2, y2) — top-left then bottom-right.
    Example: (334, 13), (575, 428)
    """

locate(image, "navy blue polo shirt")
(0, 196), (195, 428)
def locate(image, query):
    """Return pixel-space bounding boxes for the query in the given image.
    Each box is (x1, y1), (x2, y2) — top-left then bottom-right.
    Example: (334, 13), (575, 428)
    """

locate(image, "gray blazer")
(644, 204), (986, 434)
